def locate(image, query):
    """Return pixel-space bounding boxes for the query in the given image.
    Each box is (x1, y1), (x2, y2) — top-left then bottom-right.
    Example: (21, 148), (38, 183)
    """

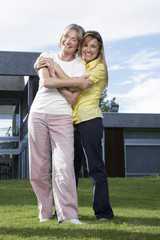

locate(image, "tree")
(99, 87), (119, 112)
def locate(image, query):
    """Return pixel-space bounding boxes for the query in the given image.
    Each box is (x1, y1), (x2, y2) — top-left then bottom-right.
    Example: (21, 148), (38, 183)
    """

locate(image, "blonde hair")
(59, 24), (85, 57)
(81, 31), (108, 85)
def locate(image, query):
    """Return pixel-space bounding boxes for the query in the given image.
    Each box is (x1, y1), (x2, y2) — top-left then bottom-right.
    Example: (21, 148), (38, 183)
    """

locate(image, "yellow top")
(72, 59), (106, 124)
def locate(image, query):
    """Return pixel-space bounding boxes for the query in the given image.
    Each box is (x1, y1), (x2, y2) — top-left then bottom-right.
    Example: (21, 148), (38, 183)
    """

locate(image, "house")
(0, 51), (160, 179)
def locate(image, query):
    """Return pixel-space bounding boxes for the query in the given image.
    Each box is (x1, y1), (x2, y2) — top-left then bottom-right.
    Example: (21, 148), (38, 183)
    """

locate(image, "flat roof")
(103, 113), (160, 128)
(0, 51), (40, 76)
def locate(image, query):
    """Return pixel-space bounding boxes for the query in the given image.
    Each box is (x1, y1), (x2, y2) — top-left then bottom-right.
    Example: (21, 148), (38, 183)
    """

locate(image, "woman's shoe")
(39, 218), (51, 223)
(61, 218), (85, 224)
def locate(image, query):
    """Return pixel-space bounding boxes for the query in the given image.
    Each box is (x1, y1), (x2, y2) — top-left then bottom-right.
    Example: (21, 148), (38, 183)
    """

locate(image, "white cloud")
(127, 50), (160, 71)
(119, 80), (133, 86)
(130, 72), (155, 84)
(110, 77), (160, 113)
(110, 50), (160, 73)
(0, 0), (160, 51)
(109, 64), (125, 71)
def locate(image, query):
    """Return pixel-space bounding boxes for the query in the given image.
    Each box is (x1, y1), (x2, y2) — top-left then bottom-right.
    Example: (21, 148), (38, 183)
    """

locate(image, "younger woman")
(73, 31), (114, 221)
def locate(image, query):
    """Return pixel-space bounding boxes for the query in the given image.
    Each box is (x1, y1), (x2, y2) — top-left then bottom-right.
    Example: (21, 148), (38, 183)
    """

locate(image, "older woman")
(29, 24), (93, 224)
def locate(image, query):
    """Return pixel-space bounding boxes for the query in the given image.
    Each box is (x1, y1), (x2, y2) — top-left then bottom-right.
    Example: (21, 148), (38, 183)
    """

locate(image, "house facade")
(0, 51), (160, 179)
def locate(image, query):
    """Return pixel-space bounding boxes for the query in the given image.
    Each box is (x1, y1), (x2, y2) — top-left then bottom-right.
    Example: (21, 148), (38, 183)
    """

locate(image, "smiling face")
(82, 37), (100, 64)
(60, 29), (79, 56)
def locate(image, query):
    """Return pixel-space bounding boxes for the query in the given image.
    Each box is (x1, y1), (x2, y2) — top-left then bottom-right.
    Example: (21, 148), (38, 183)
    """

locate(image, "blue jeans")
(74, 118), (114, 220)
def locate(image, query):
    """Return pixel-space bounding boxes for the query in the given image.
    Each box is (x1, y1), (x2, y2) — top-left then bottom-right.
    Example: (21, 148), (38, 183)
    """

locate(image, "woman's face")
(61, 30), (79, 56)
(82, 38), (99, 64)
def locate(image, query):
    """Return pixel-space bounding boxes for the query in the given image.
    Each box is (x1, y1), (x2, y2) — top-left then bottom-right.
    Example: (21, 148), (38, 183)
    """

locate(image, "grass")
(0, 177), (160, 240)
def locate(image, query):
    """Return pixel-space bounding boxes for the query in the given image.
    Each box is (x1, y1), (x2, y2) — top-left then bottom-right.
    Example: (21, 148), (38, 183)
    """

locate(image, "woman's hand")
(72, 75), (93, 89)
(34, 56), (56, 77)
(34, 56), (52, 71)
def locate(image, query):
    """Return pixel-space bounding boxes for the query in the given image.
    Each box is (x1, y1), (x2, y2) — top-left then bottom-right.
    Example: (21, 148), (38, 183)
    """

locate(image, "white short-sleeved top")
(30, 52), (86, 116)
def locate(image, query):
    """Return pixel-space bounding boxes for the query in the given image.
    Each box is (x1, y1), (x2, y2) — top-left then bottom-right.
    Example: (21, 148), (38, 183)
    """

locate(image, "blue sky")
(105, 33), (160, 113)
(0, 0), (160, 113)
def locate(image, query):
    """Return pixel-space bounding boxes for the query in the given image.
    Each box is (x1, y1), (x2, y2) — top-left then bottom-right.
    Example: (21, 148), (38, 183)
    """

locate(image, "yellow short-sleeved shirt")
(72, 59), (106, 124)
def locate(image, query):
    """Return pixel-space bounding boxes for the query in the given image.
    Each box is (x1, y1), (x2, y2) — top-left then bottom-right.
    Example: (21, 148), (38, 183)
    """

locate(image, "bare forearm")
(41, 76), (83, 89)
(68, 87), (81, 92)
(40, 70), (93, 89)
(36, 57), (93, 89)
(59, 88), (81, 104)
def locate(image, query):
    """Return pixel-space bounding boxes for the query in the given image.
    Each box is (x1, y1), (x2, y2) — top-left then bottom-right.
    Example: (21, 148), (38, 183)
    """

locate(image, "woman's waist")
(73, 99), (100, 110)
(31, 98), (72, 114)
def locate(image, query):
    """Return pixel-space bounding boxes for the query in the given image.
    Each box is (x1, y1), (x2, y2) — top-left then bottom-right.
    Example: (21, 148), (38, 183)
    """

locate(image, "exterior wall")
(124, 129), (160, 177)
(104, 128), (125, 177)
(103, 113), (160, 177)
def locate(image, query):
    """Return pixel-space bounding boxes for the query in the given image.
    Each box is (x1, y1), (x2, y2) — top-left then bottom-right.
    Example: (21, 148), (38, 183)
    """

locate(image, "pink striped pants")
(28, 112), (78, 222)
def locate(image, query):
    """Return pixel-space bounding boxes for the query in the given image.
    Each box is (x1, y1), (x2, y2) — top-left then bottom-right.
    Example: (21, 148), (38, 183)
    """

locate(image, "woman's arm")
(39, 66), (92, 89)
(54, 62), (84, 92)
(36, 57), (93, 89)
(59, 88), (82, 104)
(53, 61), (83, 103)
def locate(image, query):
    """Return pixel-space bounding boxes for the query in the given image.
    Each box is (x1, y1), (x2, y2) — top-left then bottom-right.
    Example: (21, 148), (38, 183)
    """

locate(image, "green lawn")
(0, 177), (160, 240)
